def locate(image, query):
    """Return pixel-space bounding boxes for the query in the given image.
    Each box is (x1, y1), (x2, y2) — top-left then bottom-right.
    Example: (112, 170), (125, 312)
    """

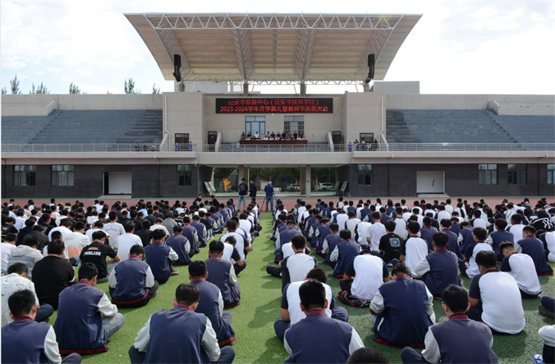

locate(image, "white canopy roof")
(125, 13), (421, 84)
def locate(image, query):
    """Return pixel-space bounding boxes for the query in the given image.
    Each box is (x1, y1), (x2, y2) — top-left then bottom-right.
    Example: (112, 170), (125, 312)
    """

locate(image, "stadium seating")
(486, 111), (555, 145)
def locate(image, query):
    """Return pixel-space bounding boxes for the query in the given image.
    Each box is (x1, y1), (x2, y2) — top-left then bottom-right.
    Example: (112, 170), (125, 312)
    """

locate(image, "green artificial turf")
(50, 213), (553, 363)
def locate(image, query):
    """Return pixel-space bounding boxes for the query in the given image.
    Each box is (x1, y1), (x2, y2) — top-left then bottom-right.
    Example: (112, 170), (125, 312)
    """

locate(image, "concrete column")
(243, 82), (249, 96)
(363, 81), (369, 92)
(238, 165), (248, 184)
(300, 82), (306, 96)
(303, 165), (312, 197)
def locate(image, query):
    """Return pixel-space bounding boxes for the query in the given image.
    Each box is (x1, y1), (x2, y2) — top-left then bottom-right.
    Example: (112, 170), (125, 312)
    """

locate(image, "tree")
(29, 82), (49, 95)
(1, 88), (7, 94)
(152, 83), (160, 94)
(10, 75), (20, 94)
(69, 82), (81, 94)
(124, 78), (138, 94)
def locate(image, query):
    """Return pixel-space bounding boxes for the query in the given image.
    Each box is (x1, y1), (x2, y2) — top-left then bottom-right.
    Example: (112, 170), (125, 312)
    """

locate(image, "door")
(107, 172), (132, 194)
(416, 171), (444, 194)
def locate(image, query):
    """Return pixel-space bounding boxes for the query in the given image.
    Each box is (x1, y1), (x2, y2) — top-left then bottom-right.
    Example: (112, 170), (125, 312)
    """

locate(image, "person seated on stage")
(240, 132), (245, 140)
(283, 280), (363, 363)
(330, 229), (360, 279)
(2, 289), (82, 364)
(109, 245), (158, 308)
(144, 229), (179, 283)
(413, 232), (461, 299)
(54, 263), (124, 355)
(499, 242), (541, 298)
(515, 226), (553, 276)
(467, 251), (525, 335)
(370, 263), (435, 347)
(400, 285), (497, 364)
(128, 284), (235, 364)
(206, 240), (241, 309)
(339, 247), (389, 308)
(274, 268), (348, 342)
(189, 261), (236, 347)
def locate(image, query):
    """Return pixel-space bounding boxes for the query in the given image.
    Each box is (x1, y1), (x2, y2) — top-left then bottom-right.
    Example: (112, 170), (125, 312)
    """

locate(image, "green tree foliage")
(10, 75), (21, 94)
(124, 78), (138, 94)
(152, 83), (161, 94)
(1, 88), (7, 94)
(69, 82), (81, 94)
(29, 82), (49, 95)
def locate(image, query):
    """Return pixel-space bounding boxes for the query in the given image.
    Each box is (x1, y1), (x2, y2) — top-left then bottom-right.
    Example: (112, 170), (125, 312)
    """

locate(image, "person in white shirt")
(345, 211), (361, 239)
(355, 221), (372, 248)
(103, 212), (126, 248)
(14, 210), (26, 231)
(86, 221), (109, 243)
(465, 228), (494, 279)
(499, 242), (541, 297)
(400, 222), (429, 277)
(64, 221), (90, 259)
(367, 212), (386, 252)
(393, 207), (408, 240)
(509, 214), (526, 242)
(1, 233), (17, 275)
(334, 210), (348, 230)
(468, 250), (525, 335)
(436, 205), (451, 223)
(47, 220), (73, 242)
(545, 231), (555, 262)
(149, 218), (170, 238)
(116, 222), (143, 261)
(220, 220), (251, 261)
(444, 199), (454, 214)
(472, 210), (487, 229)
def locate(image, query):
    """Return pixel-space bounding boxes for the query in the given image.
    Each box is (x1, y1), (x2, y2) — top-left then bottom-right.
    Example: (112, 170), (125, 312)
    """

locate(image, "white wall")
(165, 92), (204, 147)
(343, 93), (385, 144)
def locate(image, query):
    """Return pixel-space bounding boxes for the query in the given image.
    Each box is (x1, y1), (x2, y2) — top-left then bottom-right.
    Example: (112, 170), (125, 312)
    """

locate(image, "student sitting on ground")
(275, 268), (348, 342)
(283, 280), (363, 363)
(499, 241), (542, 298)
(2, 289), (82, 364)
(129, 284), (235, 364)
(206, 240), (240, 308)
(400, 285), (497, 364)
(109, 245), (158, 308)
(144, 229), (179, 283)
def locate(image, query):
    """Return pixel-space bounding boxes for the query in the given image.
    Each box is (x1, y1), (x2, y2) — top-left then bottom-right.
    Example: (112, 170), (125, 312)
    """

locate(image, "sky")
(2, 0), (555, 95)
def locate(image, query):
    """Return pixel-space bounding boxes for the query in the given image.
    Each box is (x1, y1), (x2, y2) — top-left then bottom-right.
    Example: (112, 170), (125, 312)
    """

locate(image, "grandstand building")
(2, 13), (554, 198)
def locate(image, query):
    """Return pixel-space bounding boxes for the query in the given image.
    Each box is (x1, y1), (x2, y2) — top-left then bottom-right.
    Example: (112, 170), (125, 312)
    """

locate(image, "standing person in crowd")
(401, 285), (497, 364)
(128, 284), (235, 364)
(54, 263), (124, 354)
(264, 180), (275, 212)
(238, 178), (248, 211)
(249, 179), (257, 202)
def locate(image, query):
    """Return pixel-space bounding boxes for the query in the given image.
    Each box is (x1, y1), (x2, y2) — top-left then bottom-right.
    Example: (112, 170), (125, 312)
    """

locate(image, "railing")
(2, 143), (554, 153)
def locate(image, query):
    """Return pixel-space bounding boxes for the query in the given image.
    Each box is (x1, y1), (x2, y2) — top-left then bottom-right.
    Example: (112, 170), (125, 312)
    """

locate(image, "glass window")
(13, 165), (36, 186)
(357, 164), (373, 185)
(548, 164), (555, 185)
(175, 133), (190, 151)
(177, 165), (192, 186)
(284, 115), (304, 137)
(51, 165), (74, 186)
(245, 116), (265, 137)
(508, 164), (526, 184)
(478, 164), (497, 185)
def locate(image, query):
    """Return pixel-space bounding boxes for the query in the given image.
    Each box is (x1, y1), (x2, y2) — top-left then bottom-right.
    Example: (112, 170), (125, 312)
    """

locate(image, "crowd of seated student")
(1, 195), (554, 363)
(240, 130), (305, 141)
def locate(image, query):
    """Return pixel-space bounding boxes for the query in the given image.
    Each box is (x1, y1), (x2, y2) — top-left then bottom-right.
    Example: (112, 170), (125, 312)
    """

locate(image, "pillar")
(300, 82), (307, 96)
(238, 165), (248, 183)
(243, 82), (249, 96)
(300, 165), (311, 197)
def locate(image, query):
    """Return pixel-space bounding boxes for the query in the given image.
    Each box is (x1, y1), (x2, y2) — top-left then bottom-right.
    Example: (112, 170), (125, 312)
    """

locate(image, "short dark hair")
(5, 233), (16, 242)
(47, 239), (65, 255)
(226, 220), (237, 231)
(339, 229), (351, 240)
(8, 289), (36, 318)
(78, 262), (98, 280)
(291, 234), (306, 250)
(188, 260), (207, 278)
(347, 347), (389, 364)
(440, 219), (451, 228)
(173, 225), (183, 233)
(175, 284), (200, 306)
(391, 262), (411, 277)
(22, 236), (38, 248)
(299, 280), (326, 311)
(129, 245), (145, 256)
(7, 262), (28, 275)
(407, 222), (420, 234)
(224, 236), (236, 245)
(124, 222), (135, 233)
(372, 212), (380, 220)
(209, 240), (224, 254)
(523, 225), (536, 235)
(495, 218), (508, 230)
(384, 220), (396, 232)
(441, 285), (469, 314)
(475, 251), (497, 269)
(92, 230), (107, 241)
(151, 228), (166, 241)
(329, 223), (339, 232)
(499, 241), (515, 254)
(432, 232), (449, 248)
(305, 268), (327, 283)
(473, 227), (487, 241)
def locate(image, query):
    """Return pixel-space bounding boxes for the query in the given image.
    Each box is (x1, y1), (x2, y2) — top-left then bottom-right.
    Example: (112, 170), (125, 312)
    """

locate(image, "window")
(51, 165), (74, 186)
(177, 165), (192, 186)
(245, 116), (265, 136)
(175, 133), (190, 151)
(13, 165), (36, 186)
(508, 164), (526, 184)
(548, 164), (555, 184)
(478, 164), (497, 185)
(357, 164), (373, 185)
(284, 115), (304, 137)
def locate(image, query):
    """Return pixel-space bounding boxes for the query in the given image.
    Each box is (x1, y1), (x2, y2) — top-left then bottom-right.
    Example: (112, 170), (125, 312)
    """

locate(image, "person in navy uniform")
(330, 230), (360, 278)
(401, 285), (497, 364)
(283, 280), (364, 363)
(2, 289), (82, 364)
(370, 263), (435, 347)
(144, 229), (179, 283)
(206, 240), (240, 308)
(108, 245), (158, 308)
(128, 284), (235, 364)
(189, 261), (236, 347)
(54, 263), (124, 355)
(516, 226), (553, 276)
